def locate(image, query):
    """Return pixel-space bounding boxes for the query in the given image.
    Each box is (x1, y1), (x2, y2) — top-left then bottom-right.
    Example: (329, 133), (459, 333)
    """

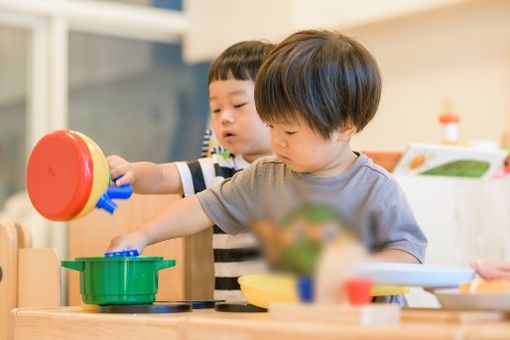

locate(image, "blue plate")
(355, 263), (475, 288)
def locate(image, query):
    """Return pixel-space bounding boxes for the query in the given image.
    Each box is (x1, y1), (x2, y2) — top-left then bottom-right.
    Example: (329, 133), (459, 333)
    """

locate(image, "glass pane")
(68, 32), (209, 163)
(0, 26), (28, 208)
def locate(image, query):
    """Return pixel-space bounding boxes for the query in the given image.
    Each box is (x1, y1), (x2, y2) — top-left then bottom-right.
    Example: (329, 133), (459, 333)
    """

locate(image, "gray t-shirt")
(197, 153), (427, 263)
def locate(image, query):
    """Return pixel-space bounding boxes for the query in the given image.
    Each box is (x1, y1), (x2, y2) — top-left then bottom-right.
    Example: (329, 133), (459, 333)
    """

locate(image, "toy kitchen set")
(3, 129), (510, 340)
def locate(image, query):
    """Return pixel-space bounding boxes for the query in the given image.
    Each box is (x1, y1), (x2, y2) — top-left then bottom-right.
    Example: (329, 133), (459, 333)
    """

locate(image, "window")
(68, 32), (210, 162)
(0, 26), (28, 207)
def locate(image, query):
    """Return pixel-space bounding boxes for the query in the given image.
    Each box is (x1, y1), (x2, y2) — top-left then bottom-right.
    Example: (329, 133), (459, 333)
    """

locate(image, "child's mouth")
(223, 132), (236, 140)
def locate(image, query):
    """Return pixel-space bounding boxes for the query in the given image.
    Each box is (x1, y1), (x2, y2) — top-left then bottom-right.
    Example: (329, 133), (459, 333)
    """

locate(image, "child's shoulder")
(357, 153), (399, 190)
(358, 153), (393, 179)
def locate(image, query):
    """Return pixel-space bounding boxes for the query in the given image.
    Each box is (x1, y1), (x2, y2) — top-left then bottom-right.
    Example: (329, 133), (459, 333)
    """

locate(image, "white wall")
(291, 0), (460, 32)
(348, 0), (510, 150)
(185, 0), (510, 151)
(184, 0), (464, 63)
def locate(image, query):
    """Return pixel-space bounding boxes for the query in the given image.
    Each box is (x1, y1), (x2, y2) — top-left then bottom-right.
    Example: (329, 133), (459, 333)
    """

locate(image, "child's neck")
(310, 149), (358, 177)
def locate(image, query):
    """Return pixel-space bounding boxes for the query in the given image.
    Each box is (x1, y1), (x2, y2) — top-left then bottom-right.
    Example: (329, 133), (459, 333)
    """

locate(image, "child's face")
(209, 78), (271, 162)
(267, 117), (354, 176)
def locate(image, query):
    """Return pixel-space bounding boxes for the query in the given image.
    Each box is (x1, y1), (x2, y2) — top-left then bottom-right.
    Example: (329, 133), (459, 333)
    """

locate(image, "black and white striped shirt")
(175, 153), (266, 301)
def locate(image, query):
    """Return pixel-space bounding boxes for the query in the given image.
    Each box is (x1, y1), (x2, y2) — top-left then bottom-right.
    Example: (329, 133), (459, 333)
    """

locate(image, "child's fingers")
(109, 166), (125, 181)
(474, 263), (510, 281)
(106, 235), (124, 252)
(107, 232), (147, 254)
(485, 268), (510, 281)
(474, 265), (496, 280)
(106, 154), (123, 168)
(472, 261), (510, 274)
(491, 262), (510, 271)
(110, 163), (133, 183)
(471, 261), (491, 278)
(114, 173), (133, 186)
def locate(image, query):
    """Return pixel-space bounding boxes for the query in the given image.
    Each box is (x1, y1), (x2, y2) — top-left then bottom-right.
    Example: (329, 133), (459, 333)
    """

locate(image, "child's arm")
(107, 195), (212, 253)
(108, 155), (183, 194)
(370, 180), (428, 264)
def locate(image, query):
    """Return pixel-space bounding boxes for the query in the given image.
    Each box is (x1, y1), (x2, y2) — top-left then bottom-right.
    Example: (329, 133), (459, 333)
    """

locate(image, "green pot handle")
(155, 259), (176, 272)
(61, 260), (85, 272)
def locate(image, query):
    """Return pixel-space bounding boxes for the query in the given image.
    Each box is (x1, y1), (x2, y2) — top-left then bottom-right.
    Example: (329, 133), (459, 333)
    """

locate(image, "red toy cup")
(344, 277), (373, 306)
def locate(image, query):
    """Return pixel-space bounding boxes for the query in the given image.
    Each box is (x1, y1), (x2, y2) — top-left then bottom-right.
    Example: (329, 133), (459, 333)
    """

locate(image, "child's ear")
(336, 122), (356, 141)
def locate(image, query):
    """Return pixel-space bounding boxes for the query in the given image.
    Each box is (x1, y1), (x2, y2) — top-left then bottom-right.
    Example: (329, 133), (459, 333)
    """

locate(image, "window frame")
(0, 0), (188, 154)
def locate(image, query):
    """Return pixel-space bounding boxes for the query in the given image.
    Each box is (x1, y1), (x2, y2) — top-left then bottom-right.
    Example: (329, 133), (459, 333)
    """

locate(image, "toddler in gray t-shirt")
(107, 30), (428, 305)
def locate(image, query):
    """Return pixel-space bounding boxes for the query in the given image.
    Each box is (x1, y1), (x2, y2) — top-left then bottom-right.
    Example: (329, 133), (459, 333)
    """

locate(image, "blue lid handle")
(96, 194), (117, 213)
(95, 181), (133, 214)
(106, 184), (133, 199)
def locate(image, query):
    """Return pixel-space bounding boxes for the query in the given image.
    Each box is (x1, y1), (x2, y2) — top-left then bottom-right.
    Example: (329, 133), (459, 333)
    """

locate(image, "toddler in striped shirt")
(107, 40), (275, 301)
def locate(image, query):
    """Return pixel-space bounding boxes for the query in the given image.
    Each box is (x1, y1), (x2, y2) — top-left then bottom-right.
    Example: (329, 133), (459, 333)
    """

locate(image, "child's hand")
(107, 155), (135, 187)
(471, 261), (510, 281)
(107, 230), (149, 254)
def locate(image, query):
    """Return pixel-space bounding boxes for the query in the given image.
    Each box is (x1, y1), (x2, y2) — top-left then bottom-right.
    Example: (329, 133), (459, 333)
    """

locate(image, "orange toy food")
(408, 154), (426, 170)
(459, 279), (510, 293)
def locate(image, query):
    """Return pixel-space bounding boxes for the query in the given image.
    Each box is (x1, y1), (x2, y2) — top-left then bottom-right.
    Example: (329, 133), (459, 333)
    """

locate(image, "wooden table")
(11, 306), (510, 339)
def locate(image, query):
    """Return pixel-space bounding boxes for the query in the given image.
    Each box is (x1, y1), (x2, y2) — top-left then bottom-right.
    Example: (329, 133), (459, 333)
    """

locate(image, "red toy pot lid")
(26, 130), (93, 220)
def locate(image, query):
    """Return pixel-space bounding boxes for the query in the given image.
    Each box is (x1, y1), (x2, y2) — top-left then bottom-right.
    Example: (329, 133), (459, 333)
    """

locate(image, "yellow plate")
(239, 274), (298, 308)
(370, 285), (410, 296)
(239, 274), (410, 308)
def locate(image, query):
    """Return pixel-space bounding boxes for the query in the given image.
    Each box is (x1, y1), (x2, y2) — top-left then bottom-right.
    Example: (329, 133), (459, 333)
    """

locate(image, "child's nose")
(220, 109), (235, 124)
(271, 132), (287, 148)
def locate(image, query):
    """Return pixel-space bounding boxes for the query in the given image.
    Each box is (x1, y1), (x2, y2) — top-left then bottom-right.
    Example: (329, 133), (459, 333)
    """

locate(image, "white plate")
(434, 288), (510, 311)
(355, 263), (475, 288)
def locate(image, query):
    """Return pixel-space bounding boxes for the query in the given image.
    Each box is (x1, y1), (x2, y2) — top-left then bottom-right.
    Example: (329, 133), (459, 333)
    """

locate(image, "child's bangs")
(208, 64), (253, 84)
(259, 109), (301, 128)
(256, 86), (302, 126)
(256, 58), (318, 130)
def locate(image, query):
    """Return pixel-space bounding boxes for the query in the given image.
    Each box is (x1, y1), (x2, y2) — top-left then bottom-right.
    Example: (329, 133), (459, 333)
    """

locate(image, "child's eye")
(233, 103), (248, 109)
(285, 131), (297, 135)
(211, 108), (221, 113)
(266, 124), (273, 128)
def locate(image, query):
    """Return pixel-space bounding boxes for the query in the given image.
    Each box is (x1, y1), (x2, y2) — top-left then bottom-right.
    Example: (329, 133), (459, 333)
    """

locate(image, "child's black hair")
(255, 30), (382, 138)
(208, 40), (275, 85)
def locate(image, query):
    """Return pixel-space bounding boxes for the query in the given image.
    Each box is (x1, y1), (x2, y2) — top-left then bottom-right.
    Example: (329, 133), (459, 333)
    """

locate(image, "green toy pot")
(62, 256), (176, 305)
